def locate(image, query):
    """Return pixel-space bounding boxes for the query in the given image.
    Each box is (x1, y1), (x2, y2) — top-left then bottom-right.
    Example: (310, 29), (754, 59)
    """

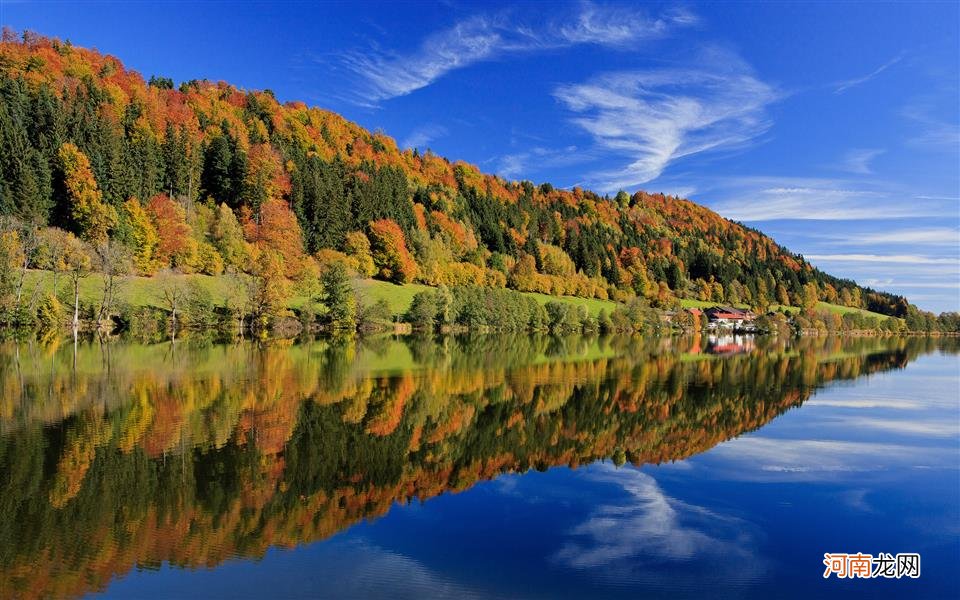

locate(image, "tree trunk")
(73, 280), (80, 331)
(15, 257), (27, 307)
(97, 273), (111, 329)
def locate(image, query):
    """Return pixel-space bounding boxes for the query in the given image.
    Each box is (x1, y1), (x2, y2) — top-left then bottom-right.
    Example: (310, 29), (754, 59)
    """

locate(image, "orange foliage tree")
(146, 194), (191, 267)
(242, 198), (305, 278)
(368, 219), (417, 284)
(244, 144), (291, 209)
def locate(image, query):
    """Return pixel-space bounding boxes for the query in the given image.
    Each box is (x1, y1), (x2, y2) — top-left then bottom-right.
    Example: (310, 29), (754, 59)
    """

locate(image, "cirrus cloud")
(554, 47), (779, 191)
(342, 2), (694, 106)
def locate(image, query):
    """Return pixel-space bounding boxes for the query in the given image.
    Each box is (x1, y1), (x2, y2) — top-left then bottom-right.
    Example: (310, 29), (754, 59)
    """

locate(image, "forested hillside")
(0, 30), (913, 322)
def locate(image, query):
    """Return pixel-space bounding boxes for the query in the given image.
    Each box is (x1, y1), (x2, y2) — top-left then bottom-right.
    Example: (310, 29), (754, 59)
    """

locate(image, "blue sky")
(3, 1), (958, 312)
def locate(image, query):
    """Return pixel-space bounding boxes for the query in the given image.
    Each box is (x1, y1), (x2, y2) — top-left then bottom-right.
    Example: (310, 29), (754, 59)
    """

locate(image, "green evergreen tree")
(319, 263), (356, 330)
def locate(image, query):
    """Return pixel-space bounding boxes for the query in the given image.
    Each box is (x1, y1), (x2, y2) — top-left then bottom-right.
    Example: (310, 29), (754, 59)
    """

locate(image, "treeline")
(0, 30), (929, 329)
(404, 285), (666, 333)
(751, 305), (960, 335)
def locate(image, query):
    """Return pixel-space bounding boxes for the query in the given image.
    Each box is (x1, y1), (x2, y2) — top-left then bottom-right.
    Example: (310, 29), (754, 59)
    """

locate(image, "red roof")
(711, 311), (744, 319)
(706, 307), (755, 320)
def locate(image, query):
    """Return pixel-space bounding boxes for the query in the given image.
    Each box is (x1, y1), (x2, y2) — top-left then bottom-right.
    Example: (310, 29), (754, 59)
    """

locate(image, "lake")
(0, 333), (957, 599)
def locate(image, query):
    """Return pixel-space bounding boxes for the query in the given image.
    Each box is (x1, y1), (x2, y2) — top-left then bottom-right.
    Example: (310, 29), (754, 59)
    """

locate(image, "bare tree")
(62, 235), (92, 331)
(37, 227), (70, 293)
(6, 218), (41, 310)
(157, 269), (187, 332)
(94, 241), (132, 329)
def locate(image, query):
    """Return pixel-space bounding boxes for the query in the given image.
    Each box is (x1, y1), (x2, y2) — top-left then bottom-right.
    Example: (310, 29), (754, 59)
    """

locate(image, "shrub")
(407, 291), (440, 330)
(36, 293), (65, 330)
(358, 298), (392, 331)
(184, 280), (216, 328)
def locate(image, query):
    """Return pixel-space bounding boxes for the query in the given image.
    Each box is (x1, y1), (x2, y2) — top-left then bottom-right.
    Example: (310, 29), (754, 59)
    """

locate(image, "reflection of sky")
(99, 354), (959, 599)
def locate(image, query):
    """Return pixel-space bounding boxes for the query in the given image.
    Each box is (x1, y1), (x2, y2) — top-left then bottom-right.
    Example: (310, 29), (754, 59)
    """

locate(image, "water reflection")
(0, 334), (953, 598)
(704, 333), (756, 355)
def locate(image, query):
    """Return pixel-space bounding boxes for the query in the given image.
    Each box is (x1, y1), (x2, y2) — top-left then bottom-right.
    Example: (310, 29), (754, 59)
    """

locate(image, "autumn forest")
(0, 30), (954, 335)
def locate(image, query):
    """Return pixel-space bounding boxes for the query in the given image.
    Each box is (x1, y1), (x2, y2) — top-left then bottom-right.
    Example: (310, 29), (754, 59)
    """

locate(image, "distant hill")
(0, 29), (910, 317)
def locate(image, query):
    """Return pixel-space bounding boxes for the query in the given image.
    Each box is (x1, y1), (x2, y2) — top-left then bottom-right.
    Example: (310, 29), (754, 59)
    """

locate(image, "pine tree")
(320, 262), (356, 330)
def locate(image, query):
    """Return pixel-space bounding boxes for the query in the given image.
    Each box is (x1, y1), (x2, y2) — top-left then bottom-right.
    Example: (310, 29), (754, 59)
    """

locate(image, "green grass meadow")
(19, 269), (894, 322)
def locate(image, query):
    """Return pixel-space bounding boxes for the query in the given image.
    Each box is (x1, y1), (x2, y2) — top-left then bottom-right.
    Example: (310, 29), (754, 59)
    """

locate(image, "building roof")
(705, 306), (756, 320)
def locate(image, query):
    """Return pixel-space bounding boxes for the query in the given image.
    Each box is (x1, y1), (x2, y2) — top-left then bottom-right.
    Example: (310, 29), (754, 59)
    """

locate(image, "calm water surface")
(0, 334), (957, 599)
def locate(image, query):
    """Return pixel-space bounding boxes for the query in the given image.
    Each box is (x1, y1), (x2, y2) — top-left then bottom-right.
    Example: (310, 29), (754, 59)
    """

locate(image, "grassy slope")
(353, 279), (434, 315)
(21, 270), (619, 318)
(679, 298), (721, 309)
(22, 270), (235, 310)
(773, 301), (895, 321)
(22, 269), (893, 322)
(512, 291), (619, 317)
(355, 278), (620, 317)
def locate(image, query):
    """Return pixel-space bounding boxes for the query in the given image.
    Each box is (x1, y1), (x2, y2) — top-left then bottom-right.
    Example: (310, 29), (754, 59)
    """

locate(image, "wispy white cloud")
(862, 279), (960, 289)
(827, 227), (960, 246)
(659, 185), (698, 199)
(401, 124), (448, 149)
(822, 262), (960, 298)
(495, 145), (582, 179)
(902, 96), (960, 150)
(804, 254), (958, 265)
(342, 2), (692, 105)
(705, 176), (957, 222)
(554, 47), (778, 191)
(556, 1), (687, 45)
(916, 195), (960, 201)
(833, 53), (903, 94)
(839, 148), (884, 174)
(712, 186), (912, 221)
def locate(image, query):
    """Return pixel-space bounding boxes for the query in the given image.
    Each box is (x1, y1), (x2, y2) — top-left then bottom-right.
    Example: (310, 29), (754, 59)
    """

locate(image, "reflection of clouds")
(838, 417), (958, 438)
(292, 539), (488, 600)
(112, 538), (490, 599)
(553, 465), (765, 585)
(840, 488), (875, 513)
(706, 358), (960, 481)
(494, 474), (520, 496)
(706, 437), (956, 482)
(804, 397), (922, 410)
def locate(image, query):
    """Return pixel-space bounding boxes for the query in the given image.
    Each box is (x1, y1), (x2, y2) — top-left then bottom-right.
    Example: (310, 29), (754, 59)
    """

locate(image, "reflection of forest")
(0, 334), (952, 599)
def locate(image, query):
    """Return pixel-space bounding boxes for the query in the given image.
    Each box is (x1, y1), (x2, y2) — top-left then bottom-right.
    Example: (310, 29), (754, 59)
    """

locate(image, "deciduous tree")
(147, 194), (191, 267)
(57, 143), (116, 243)
(62, 233), (91, 330)
(368, 219), (417, 284)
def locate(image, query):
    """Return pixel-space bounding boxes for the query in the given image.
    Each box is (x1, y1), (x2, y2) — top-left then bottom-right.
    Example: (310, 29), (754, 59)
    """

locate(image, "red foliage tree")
(147, 194), (191, 267)
(242, 198), (305, 278)
(368, 219), (417, 284)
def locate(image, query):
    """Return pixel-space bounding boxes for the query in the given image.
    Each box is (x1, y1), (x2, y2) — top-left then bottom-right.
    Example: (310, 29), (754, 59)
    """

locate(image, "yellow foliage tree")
(122, 198), (160, 274)
(344, 231), (375, 277)
(0, 230), (24, 309)
(57, 143), (116, 243)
